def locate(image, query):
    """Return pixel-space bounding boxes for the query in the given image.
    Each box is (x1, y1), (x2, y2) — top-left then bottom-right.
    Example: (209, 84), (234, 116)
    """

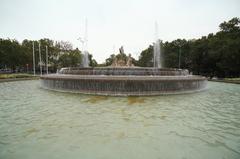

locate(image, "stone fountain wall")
(41, 73), (207, 96)
(59, 67), (189, 76)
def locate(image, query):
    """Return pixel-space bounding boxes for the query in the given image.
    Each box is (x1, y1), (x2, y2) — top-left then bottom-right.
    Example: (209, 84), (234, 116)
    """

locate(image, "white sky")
(0, 0), (240, 63)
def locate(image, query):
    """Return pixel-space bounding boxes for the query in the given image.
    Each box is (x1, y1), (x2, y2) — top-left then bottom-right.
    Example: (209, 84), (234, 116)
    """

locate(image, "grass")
(223, 78), (240, 84)
(209, 77), (240, 84)
(224, 78), (240, 81)
(0, 73), (36, 79)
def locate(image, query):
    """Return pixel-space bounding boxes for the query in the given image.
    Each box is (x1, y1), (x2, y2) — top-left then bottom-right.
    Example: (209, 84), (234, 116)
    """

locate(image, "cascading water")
(83, 51), (89, 67)
(41, 67), (207, 96)
(78, 18), (89, 67)
(154, 22), (161, 68)
(40, 21), (207, 96)
(154, 39), (161, 68)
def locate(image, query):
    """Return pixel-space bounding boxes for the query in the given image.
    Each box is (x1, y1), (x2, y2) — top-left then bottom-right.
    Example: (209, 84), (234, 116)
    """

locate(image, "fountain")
(40, 45), (207, 96)
(78, 18), (89, 68)
(154, 22), (161, 68)
(83, 51), (89, 67)
(40, 23), (207, 96)
(153, 39), (161, 68)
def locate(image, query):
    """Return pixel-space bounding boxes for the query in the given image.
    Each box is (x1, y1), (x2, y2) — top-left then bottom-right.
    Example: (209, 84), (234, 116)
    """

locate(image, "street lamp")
(39, 42), (42, 75)
(46, 46), (48, 74)
(32, 41), (36, 76)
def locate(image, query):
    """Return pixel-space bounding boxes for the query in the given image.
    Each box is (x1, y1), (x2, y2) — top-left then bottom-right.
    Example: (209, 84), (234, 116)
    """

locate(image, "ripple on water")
(127, 97), (145, 105)
(84, 96), (108, 104)
(0, 81), (240, 159)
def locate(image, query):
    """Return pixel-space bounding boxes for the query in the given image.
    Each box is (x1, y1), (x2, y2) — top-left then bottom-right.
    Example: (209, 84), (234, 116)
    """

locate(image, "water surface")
(0, 80), (240, 159)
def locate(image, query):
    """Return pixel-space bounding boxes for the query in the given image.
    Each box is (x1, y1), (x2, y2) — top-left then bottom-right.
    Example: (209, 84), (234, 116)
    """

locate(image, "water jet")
(40, 66), (207, 96)
(41, 25), (207, 96)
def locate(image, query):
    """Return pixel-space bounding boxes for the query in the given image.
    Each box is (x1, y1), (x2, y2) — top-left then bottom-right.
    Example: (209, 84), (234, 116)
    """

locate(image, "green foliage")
(138, 45), (154, 67)
(58, 49), (82, 67)
(1, 17), (239, 77)
(137, 17), (240, 78)
(0, 73), (34, 79)
(219, 17), (240, 32)
(105, 54), (115, 66)
(89, 54), (98, 67)
(0, 38), (98, 73)
(0, 39), (24, 70)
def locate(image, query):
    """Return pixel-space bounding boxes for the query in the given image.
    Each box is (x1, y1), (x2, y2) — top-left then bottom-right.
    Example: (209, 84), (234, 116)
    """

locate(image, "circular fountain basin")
(40, 67), (207, 96)
(58, 67), (189, 76)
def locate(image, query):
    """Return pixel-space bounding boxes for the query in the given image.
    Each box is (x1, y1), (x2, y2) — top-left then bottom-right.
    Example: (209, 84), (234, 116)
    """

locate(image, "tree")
(58, 49), (82, 67)
(138, 45), (153, 67)
(0, 39), (23, 71)
(105, 54), (116, 66)
(0, 38), (99, 73)
(89, 54), (98, 67)
(136, 17), (240, 78)
(219, 17), (240, 33)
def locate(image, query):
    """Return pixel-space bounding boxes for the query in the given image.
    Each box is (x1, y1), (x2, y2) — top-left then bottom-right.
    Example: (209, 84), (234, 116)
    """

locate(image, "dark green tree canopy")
(0, 18), (239, 77)
(219, 17), (240, 32)
(137, 17), (240, 78)
(0, 38), (97, 73)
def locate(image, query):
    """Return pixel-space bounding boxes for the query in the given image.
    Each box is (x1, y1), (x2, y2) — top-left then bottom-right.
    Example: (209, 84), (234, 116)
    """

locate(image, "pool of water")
(0, 80), (240, 159)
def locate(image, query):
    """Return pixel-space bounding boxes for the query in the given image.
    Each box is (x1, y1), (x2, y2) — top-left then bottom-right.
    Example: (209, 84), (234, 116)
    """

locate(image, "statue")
(111, 46), (134, 67)
(126, 54), (134, 67)
(119, 46), (124, 54)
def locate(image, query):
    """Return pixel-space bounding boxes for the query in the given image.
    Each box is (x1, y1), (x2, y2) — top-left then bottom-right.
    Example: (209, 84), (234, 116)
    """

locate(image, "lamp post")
(46, 46), (48, 74)
(26, 64), (29, 73)
(32, 41), (36, 76)
(39, 42), (42, 75)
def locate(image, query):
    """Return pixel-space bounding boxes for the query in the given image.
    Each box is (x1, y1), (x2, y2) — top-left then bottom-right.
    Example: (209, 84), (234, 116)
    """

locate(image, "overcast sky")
(0, 0), (240, 63)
